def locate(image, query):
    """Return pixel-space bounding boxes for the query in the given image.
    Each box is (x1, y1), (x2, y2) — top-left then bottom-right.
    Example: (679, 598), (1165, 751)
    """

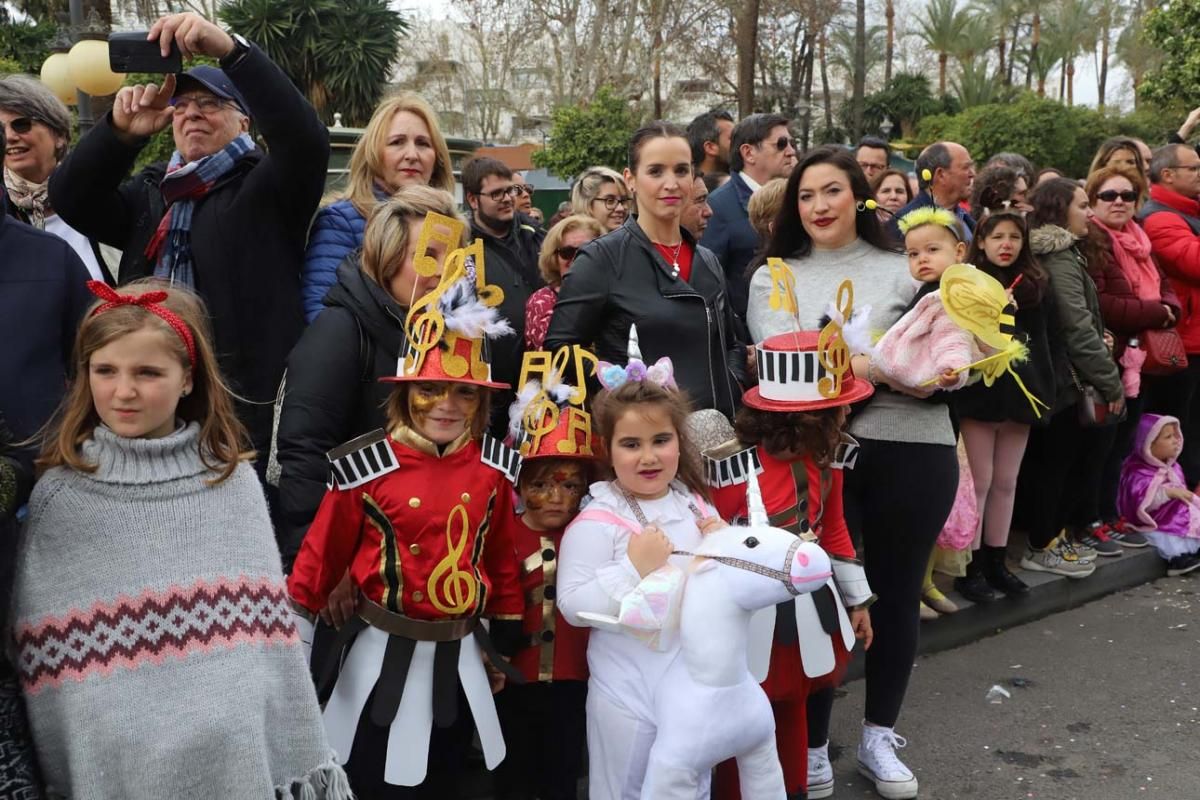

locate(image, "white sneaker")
(857, 723), (919, 799)
(808, 743), (834, 798)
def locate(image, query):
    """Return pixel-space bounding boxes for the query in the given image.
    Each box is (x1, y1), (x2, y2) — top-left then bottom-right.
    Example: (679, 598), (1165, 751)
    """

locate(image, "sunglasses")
(768, 135), (795, 152)
(556, 245), (581, 262)
(2, 116), (35, 135)
(513, 184), (535, 196)
(1095, 190), (1138, 203)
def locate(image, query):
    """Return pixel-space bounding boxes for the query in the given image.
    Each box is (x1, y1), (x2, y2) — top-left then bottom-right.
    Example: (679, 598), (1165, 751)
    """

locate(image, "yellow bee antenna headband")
(897, 206), (967, 241)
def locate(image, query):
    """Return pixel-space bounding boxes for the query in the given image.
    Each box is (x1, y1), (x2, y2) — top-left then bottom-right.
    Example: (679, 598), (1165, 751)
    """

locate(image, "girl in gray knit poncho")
(10, 280), (351, 799)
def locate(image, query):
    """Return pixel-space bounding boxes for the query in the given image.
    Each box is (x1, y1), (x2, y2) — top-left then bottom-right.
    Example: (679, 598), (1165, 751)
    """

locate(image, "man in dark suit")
(701, 112), (795, 320)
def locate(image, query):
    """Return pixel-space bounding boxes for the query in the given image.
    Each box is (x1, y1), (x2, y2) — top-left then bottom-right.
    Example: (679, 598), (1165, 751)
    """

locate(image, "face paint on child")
(522, 463), (587, 531)
(408, 381), (480, 444)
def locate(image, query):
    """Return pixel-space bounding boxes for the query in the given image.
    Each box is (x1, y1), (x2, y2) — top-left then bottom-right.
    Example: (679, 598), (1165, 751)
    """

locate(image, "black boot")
(954, 552), (1002, 603)
(981, 543), (1030, 595)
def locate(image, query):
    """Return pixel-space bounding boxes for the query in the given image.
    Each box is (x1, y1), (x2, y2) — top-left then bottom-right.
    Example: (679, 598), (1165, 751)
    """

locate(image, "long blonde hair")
(37, 280), (252, 485)
(343, 92), (455, 217)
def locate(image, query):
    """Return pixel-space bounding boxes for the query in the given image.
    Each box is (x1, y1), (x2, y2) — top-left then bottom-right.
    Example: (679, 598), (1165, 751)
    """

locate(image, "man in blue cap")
(49, 12), (329, 487)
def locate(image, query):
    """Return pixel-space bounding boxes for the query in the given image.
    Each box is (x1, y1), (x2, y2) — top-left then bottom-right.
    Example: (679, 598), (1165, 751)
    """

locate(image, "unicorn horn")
(628, 324), (643, 362)
(746, 463), (767, 528)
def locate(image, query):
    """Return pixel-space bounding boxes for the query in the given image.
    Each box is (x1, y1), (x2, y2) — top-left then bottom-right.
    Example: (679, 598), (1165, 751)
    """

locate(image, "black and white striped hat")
(744, 331), (874, 411)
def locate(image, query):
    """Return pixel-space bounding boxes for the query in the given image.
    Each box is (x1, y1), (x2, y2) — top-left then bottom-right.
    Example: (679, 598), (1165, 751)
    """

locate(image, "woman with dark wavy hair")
(746, 146), (956, 800)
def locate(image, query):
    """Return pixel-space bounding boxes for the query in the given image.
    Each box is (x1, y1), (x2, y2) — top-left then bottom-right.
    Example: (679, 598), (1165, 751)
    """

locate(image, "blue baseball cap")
(174, 65), (250, 116)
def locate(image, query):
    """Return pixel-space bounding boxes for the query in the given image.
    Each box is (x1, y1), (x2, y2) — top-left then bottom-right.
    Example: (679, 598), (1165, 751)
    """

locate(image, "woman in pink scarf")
(1086, 164), (1182, 551)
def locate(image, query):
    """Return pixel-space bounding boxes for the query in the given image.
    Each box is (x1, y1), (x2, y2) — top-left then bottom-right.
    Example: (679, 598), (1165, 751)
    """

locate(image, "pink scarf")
(1093, 218), (1160, 301)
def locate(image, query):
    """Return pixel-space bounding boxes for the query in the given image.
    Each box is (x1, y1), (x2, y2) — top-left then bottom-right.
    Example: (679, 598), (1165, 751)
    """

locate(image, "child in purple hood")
(1117, 414), (1200, 576)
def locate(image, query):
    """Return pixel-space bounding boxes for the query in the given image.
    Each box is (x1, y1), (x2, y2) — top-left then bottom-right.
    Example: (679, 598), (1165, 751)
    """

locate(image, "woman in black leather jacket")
(544, 121), (748, 418)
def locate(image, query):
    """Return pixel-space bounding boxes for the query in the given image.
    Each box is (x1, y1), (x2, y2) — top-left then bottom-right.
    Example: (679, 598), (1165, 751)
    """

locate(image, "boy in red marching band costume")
(707, 285), (876, 800)
(287, 222), (527, 799)
(493, 344), (601, 800)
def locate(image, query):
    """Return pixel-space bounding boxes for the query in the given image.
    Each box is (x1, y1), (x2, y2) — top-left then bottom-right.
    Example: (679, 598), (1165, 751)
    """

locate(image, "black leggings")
(1020, 408), (1119, 549)
(843, 438), (958, 728)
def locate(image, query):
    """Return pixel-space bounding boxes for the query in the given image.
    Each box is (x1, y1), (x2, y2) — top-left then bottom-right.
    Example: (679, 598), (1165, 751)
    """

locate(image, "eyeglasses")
(168, 95), (232, 114)
(480, 185), (522, 202)
(1169, 164), (1200, 173)
(513, 184), (535, 196)
(768, 135), (796, 152)
(1095, 190), (1139, 203)
(556, 245), (580, 262)
(592, 195), (631, 210)
(1, 116), (34, 135)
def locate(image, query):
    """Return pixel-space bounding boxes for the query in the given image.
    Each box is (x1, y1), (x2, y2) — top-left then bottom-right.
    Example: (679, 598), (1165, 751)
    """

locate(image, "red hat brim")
(379, 375), (511, 390)
(742, 376), (875, 412)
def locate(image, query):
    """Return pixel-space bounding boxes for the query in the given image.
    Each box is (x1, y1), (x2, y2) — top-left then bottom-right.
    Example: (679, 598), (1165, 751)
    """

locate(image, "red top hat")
(743, 331), (874, 412)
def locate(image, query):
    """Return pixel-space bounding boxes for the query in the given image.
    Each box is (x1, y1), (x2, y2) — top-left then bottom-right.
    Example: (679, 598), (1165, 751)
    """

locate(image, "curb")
(842, 537), (1167, 683)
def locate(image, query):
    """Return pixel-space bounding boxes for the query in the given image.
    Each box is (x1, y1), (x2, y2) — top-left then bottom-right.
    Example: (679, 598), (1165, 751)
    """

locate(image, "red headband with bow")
(86, 281), (197, 366)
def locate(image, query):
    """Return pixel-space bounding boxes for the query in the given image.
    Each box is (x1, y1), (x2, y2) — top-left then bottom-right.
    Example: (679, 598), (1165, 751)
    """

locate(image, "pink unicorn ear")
(645, 357), (676, 388)
(596, 361), (629, 390)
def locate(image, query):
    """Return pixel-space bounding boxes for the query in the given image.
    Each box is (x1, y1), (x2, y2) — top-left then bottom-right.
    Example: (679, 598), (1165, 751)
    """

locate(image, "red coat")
(288, 429), (523, 622)
(1142, 185), (1200, 353)
(498, 512), (590, 683)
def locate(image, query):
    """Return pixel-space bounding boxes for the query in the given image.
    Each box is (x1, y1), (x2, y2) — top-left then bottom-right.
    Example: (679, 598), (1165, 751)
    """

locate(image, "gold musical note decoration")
(427, 504), (478, 615)
(521, 389), (561, 455)
(412, 212), (466, 278)
(766, 258), (798, 315)
(556, 406), (595, 455)
(816, 280), (853, 399)
(517, 345), (596, 407)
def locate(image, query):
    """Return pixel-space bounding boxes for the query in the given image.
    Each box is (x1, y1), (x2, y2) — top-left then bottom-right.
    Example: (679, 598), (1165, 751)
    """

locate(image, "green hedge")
(916, 93), (1171, 178)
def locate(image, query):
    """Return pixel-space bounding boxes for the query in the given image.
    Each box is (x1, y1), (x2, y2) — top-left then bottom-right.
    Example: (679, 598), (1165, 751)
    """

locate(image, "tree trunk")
(852, 0), (866, 139)
(1030, 11), (1041, 92)
(1008, 18), (1020, 84)
(1066, 60), (1075, 106)
(802, 31), (816, 149)
(885, 0), (895, 85)
(938, 51), (948, 95)
(1059, 58), (1067, 102)
(820, 31), (833, 135)
(997, 33), (1007, 79)
(735, 0), (761, 115)
(1097, 27), (1109, 110)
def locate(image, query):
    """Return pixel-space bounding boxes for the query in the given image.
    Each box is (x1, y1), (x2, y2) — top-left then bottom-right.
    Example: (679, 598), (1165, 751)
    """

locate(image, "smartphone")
(108, 32), (183, 74)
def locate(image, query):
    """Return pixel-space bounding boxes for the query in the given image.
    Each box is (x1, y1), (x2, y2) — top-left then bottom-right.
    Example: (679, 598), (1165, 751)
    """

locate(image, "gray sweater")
(746, 239), (956, 446)
(12, 423), (349, 799)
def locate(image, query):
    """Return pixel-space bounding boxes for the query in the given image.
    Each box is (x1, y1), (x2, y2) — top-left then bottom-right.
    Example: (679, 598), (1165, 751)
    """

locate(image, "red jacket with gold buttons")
(499, 512), (589, 683)
(288, 427), (523, 622)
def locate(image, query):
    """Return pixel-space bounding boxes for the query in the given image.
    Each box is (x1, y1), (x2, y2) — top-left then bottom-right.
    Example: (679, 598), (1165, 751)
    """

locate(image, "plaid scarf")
(4, 167), (51, 229)
(145, 133), (255, 287)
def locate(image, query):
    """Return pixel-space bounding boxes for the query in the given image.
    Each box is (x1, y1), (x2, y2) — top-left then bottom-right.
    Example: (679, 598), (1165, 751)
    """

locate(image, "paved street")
(825, 576), (1199, 799)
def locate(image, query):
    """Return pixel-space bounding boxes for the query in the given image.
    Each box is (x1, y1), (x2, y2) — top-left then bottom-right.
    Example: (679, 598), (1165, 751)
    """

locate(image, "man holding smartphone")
(49, 12), (330, 486)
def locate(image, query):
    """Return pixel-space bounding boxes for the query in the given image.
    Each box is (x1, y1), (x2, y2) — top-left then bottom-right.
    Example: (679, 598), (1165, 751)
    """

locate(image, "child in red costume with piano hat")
(287, 230), (527, 799)
(492, 344), (602, 800)
(706, 281), (876, 800)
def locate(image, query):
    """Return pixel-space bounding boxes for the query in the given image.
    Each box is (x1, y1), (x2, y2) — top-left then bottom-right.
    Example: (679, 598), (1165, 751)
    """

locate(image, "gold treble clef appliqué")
(816, 279), (854, 399)
(427, 504), (479, 615)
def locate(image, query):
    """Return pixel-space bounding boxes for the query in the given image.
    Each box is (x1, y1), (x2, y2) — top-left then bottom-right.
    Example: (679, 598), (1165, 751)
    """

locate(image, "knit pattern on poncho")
(10, 423), (350, 800)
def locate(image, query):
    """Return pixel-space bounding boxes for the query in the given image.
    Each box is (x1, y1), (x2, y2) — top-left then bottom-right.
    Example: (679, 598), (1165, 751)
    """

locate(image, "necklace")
(655, 239), (684, 279)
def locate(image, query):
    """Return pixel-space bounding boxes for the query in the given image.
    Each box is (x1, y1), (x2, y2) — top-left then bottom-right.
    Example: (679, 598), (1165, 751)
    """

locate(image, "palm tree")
(221, 0), (407, 125)
(1091, 0), (1124, 109)
(970, 0), (1021, 79)
(915, 0), (969, 95)
(1050, 0), (1097, 106)
(953, 59), (1000, 106)
(1116, 2), (1163, 108)
(829, 21), (886, 80)
(1015, 22), (1063, 96)
(953, 13), (996, 64)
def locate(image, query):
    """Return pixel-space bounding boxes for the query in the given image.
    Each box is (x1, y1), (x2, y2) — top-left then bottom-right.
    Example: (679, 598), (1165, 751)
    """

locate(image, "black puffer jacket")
(275, 258), (407, 569)
(545, 217), (748, 418)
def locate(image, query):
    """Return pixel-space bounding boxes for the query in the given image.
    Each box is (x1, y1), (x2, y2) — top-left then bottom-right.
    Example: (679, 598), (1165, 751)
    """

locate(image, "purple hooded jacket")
(1117, 413), (1200, 539)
